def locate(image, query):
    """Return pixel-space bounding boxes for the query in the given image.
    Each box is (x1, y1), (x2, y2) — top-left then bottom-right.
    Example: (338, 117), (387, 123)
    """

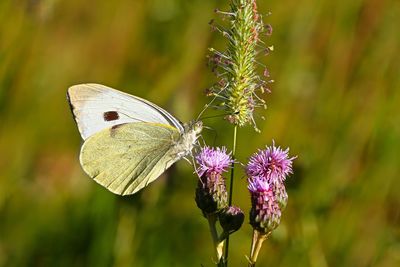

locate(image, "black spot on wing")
(104, 111), (119, 121)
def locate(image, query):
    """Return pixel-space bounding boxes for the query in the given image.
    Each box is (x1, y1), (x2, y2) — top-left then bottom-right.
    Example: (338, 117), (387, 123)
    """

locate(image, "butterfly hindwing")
(80, 122), (181, 195)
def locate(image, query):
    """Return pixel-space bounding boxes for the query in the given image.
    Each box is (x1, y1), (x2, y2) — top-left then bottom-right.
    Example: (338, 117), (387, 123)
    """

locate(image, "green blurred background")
(1, 0), (399, 266)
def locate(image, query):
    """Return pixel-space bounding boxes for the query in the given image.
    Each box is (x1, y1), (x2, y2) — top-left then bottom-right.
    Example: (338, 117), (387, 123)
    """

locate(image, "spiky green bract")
(195, 147), (233, 216)
(209, 0), (269, 128)
(195, 172), (228, 216)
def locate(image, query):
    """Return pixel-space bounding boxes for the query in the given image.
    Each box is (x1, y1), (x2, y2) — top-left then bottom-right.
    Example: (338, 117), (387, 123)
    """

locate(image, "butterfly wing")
(80, 122), (182, 195)
(67, 83), (184, 140)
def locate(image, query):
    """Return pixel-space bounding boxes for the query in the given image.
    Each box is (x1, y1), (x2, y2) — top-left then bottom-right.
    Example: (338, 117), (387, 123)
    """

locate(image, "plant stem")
(228, 125), (238, 206)
(248, 230), (270, 267)
(207, 214), (225, 265)
(224, 124), (238, 265)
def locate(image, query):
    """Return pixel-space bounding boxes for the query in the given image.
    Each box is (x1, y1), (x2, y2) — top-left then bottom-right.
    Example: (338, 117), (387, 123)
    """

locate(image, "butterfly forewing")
(80, 122), (181, 195)
(67, 83), (183, 140)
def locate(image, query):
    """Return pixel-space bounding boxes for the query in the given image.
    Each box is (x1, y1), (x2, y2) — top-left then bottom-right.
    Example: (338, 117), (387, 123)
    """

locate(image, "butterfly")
(67, 83), (202, 195)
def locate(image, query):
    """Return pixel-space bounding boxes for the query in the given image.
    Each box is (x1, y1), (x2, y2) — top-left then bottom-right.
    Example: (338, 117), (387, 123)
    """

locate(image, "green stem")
(207, 214), (225, 264)
(248, 230), (269, 267)
(228, 125), (238, 206)
(224, 124), (238, 265)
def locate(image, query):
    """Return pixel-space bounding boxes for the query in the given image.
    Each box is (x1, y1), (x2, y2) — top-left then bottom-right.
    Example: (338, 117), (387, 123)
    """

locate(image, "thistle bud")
(219, 206), (245, 235)
(273, 181), (288, 210)
(195, 147), (233, 216)
(248, 177), (281, 233)
(195, 172), (228, 215)
(246, 142), (296, 233)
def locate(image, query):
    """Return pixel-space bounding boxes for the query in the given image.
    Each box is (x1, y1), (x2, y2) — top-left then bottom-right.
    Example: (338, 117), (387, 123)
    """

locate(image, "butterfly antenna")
(196, 99), (215, 122)
(199, 113), (230, 120)
(196, 85), (228, 121)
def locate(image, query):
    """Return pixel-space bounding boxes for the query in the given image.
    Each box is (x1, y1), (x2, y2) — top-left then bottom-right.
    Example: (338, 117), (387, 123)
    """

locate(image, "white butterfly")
(67, 83), (202, 195)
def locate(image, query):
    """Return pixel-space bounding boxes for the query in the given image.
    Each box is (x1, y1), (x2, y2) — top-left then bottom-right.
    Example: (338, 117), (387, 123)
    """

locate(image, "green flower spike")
(208, 0), (272, 130)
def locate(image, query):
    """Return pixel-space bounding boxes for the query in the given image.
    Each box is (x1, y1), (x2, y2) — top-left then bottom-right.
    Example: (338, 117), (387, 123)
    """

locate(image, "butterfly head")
(185, 120), (203, 135)
(182, 120), (203, 144)
(193, 120), (203, 134)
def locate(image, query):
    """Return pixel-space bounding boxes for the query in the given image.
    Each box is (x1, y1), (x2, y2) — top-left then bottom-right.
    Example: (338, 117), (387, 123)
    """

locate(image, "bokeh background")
(1, 0), (399, 266)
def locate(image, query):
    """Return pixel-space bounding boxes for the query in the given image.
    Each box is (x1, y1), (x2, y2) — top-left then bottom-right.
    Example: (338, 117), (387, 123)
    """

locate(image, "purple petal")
(196, 146), (233, 177)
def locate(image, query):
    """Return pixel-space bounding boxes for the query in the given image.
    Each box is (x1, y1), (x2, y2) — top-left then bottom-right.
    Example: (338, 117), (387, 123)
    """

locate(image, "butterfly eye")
(103, 111), (119, 121)
(194, 121), (203, 133)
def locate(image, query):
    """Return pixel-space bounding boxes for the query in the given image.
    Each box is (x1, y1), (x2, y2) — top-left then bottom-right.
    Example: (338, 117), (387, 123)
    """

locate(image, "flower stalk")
(228, 125), (238, 207)
(207, 214), (225, 264)
(224, 124), (237, 261)
(248, 230), (270, 266)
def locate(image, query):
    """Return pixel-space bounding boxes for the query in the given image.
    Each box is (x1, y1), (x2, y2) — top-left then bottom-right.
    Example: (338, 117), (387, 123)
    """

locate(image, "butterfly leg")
(182, 156), (192, 165)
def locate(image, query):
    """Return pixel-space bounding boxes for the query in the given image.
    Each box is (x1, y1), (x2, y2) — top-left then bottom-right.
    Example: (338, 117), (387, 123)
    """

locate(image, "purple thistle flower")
(195, 146), (233, 215)
(196, 146), (233, 177)
(247, 176), (270, 192)
(248, 177), (281, 233)
(246, 141), (296, 183)
(247, 142), (296, 233)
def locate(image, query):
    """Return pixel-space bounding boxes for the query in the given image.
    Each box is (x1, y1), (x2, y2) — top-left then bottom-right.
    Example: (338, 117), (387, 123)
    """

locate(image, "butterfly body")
(68, 84), (202, 195)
